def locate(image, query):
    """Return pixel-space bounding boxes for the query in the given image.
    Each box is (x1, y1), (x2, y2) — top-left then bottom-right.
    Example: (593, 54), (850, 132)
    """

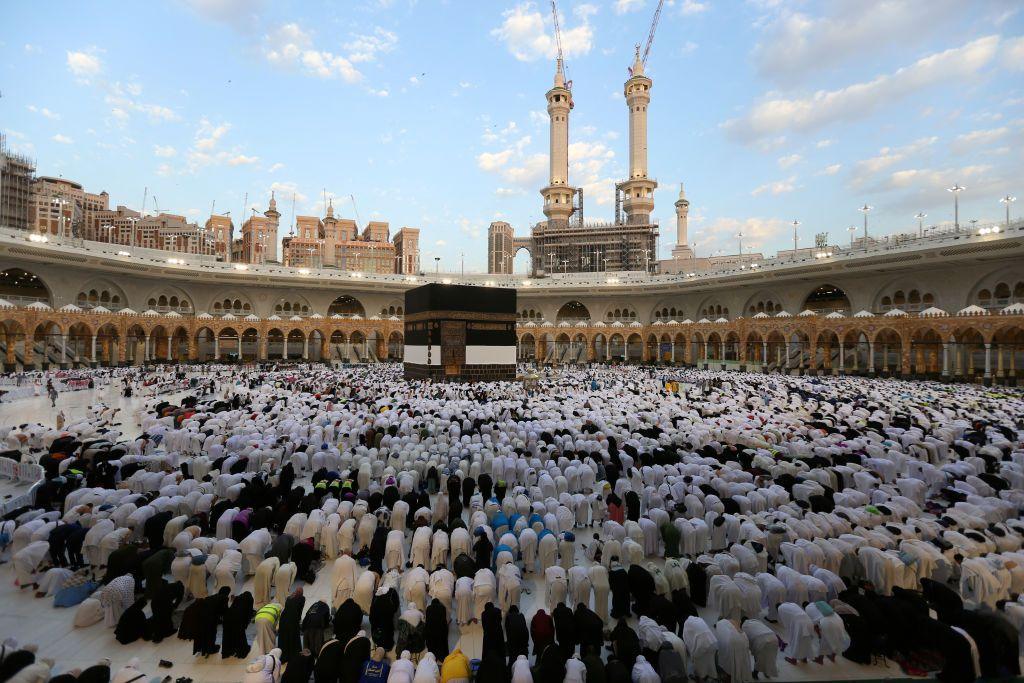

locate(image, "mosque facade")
(0, 222), (1022, 382)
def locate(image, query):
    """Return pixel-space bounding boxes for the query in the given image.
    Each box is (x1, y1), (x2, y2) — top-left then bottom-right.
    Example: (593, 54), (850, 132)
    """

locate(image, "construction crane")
(550, 0), (572, 91)
(640, 0), (664, 68)
(349, 194), (362, 230)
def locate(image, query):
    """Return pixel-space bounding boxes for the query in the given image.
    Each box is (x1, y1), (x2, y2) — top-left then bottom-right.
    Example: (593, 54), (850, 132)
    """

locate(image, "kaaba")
(403, 283), (517, 382)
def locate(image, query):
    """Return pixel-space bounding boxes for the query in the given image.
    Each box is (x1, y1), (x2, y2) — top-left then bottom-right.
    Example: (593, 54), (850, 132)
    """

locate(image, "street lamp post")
(969, 218), (979, 233)
(642, 248), (651, 273)
(434, 256), (440, 275)
(561, 259), (568, 274)
(914, 212), (927, 238)
(947, 183), (965, 230)
(547, 252), (556, 274)
(736, 232), (743, 260)
(1001, 194), (1016, 229)
(791, 220), (800, 260)
(858, 204), (873, 242)
(847, 225), (857, 248)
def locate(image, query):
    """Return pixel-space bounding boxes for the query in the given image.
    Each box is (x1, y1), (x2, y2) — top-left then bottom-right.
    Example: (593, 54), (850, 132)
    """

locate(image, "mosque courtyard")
(0, 363), (1021, 683)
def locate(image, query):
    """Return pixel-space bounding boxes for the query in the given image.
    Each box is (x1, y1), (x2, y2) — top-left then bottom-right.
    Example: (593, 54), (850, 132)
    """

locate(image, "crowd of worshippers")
(1, 363), (1024, 683)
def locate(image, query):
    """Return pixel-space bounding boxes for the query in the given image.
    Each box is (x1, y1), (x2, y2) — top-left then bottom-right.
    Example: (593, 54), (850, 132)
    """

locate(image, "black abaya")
(221, 591), (255, 658)
(278, 591), (307, 663)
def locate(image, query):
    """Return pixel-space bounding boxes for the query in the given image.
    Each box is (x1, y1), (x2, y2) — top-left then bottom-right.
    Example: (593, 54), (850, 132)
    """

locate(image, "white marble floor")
(0, 385), (914, 682)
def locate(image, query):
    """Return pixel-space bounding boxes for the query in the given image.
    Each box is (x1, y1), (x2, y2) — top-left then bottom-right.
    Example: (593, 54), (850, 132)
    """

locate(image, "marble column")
(942, 342), (950, 378)
(984, 343), (992, 379)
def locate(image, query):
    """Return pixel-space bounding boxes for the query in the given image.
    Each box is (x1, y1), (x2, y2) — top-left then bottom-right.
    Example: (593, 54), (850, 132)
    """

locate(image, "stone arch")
(387, 331), (403, 360)
(695, 295), (730, 320)
(0, 267), (52, 306)
(76, 278), (129, 311)
(142, 284), (193, 313)
(266, 327), (285, 359)
(240, 327), (259, 361)
(745, 330), (765, 365)
(519, 307), (543, 321)
(871, 327), (904, 375)
(910, 326), (943, 376)
(209, 290), (253, 315)
(519, 333), (536, 361)
(328, 295), (366, 317)
(871, 277), (936, 313)
(992, 324), (1024, 381)
(802, 284), (851, 314)
(608, 333), (625, 360)
(95, 322), (120, 365)
(125, 323), (148, 365)
(966, 266), (1024, 311)
(216, 326), (240, 361)
(274, 293), (313, 317)
(650, 299), (685, 322)
(951, 326), (985, 379)
(555, 300), (591, 323)
(742, 290), (784, 316)
(626, 333), (643, 362)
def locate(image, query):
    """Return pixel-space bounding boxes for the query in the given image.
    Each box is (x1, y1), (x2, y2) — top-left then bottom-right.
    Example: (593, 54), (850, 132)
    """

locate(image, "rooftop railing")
(1, 218), (1021, 289)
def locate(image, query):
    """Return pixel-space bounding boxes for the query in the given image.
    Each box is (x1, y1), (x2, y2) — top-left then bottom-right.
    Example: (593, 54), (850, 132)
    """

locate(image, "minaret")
(671, 183), (693, 260)
(322, 199), (338, 267)
(540, 58), (576, 226)
(620, 47), (657, 224)
(263, 191), (281, 263)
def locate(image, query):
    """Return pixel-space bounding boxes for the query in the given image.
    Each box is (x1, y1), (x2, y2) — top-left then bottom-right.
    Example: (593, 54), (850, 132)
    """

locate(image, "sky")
(3, 0), (1023, 272)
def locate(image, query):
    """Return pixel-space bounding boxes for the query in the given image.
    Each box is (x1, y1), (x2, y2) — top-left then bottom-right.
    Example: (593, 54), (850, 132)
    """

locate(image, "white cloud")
(615, 0), (644, 14)
(104, 82), (179, 124)
(477, 149), (514, 172)
(696, 216), (791, 253)
(156, 164), (174, 177)
(1003, 36), (1024, 70)
(195, 119), (231, 151)
(679, 41), (698, 55)
(227, 154), (260, 166)
(502, 154), (548, 186)
(344, 28), (398, 63)
(408, 76), (420, 85)
(26, 105), (60, 120)
(850, 136), (937, 185)
(679, 0), (708, 15)
(491, 2), (594, 62)
(950, 126), (1010, 154)
(66, 49), (102, 79)
(777, 153), (801, 169)
(263, 23), (362, 83)
(753, 0), (963, 84)
(435, 239), (447, 247)
(267, 163), (285, 173)
(367, 88), (389, 97)
(153, 145), (177, 158)
(496, 187), (524, 196)
(751, 176), (797, 196)
(816, 139), (834, 149)
(52, 134), (73, 144)
(269, 181), (308, 205)
(819, 163), (842, 176)
(724, 36), (1000, 144)
(24, 44), (40, 54)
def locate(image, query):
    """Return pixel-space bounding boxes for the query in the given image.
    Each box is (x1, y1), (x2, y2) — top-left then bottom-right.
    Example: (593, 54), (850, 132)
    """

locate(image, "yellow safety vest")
(255, 603), (282, 624)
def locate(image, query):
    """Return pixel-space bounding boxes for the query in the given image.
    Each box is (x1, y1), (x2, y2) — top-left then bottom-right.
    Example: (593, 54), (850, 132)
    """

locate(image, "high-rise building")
(28, 176), (109, 239)
(204, 214), (233, 261)
(0, 134), (35, 231)
(392, 227), (420, 274)
(232, 194), (280, 264)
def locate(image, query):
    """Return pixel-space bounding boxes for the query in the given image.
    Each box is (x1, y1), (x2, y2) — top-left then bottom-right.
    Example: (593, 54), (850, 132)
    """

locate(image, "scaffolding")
(530, 218), (658, 275)
(0, 134), (36, 231)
